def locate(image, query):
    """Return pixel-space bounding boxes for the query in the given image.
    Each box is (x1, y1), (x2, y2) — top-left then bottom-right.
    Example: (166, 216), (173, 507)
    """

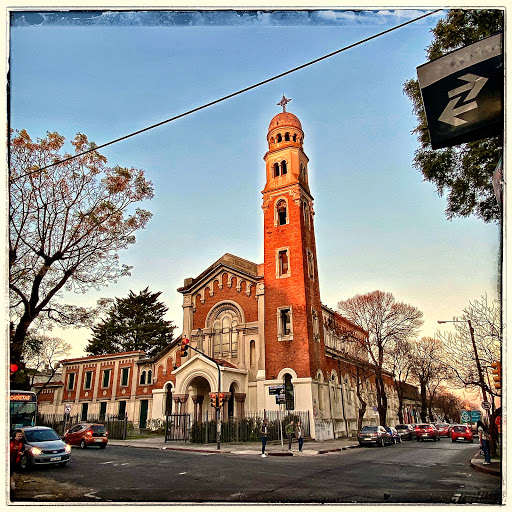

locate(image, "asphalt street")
(11, 438), (501, 504)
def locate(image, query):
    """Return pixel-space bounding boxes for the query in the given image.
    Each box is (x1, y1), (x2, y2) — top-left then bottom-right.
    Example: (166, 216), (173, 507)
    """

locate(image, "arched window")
(212, 311), (239, 358)
(293, 133), (297, 142)
(281, 160), (287, 175)
(285, 132), (290, 141)
(147, 369), (152, 384)
(270, 137), (275, 145)
(276, 199), (287, 226)
(213, 321), (221, 357)
(250, 340), (256, 366)
(277, 133), (282, 143)
(284, 374), (294, 410)
(140, 370), (146, 385)
(274, 162), (280, 177)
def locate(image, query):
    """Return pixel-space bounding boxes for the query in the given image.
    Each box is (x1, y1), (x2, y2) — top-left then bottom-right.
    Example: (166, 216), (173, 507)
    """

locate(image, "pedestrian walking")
(477, 420), (491, 464)
(260, 419), (268, 458)
(285, 420), (294, 451)
(295, 420), (305, 452)
(10, 430), (25, 476)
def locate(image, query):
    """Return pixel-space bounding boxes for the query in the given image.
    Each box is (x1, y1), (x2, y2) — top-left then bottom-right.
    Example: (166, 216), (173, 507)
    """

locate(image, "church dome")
(268, 112), (302, 133)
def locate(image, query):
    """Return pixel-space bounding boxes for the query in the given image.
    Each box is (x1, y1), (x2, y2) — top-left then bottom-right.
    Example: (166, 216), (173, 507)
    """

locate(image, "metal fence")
(165, 414), (191, 442)
(189, 410), (310, 444)
(37, 413), (128, 440)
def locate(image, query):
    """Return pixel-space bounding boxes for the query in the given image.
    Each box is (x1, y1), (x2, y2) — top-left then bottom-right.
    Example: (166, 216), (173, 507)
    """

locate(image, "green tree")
(403, 9), (503, 222)
(86, 287), (176, 356)
(10, 129), (153, 388)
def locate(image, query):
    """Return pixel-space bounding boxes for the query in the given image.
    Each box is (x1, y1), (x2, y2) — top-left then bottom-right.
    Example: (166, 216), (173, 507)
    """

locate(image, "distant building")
(39, 102), (412, 437)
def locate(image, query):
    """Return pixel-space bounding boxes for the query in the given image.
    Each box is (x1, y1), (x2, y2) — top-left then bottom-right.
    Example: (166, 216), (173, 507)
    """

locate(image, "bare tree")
(337, 290), (423, 426)
(9, 129), (154, 385)
(24, 335), (71, 392)
(431, 389), (465, 423)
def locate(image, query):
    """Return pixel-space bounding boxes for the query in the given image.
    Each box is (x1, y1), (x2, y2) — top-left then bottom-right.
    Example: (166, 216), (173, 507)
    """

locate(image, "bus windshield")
(10, 391), (37, 430)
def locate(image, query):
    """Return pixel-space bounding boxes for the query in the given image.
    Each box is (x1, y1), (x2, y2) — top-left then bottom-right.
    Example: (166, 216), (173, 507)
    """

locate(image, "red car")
(435, 423), (450, 437)
(64, 423), (109, 449)
(414, 423), (440, 441)
(451, 425), (474, 443)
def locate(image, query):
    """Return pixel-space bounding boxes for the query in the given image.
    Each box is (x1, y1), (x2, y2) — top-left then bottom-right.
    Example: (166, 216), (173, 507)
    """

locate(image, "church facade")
(37, 102), (410, 439)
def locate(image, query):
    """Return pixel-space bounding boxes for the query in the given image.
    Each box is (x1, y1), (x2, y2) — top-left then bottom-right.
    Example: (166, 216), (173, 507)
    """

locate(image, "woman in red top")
(10, 430), (24, 474)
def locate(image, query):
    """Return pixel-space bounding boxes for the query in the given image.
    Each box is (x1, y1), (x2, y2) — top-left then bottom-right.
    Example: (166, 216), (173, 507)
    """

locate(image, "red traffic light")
(180, 337), (190, 358)
(10, 363), (19, 374)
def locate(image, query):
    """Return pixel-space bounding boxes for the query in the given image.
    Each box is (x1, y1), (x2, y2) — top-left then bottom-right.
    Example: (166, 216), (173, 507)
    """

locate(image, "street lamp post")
(437, 319), (488, 404)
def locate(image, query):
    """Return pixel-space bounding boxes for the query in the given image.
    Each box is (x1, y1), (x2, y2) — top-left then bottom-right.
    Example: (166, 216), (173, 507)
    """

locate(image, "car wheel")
(99, 444), (106, 449)
(80, 440), (87, 449)
(452, 439), (456, 443)
(380, 438), (385, 447)
(416, 437), (420, 442)
(470, 438), (474, 443)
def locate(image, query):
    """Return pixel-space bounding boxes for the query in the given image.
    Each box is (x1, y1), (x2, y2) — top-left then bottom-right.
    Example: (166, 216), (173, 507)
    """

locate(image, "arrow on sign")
(439, 73), (488, 126)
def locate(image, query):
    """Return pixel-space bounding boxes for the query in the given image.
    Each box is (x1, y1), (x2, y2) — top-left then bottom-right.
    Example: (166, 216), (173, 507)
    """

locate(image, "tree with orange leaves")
(9, 129), (154, 387)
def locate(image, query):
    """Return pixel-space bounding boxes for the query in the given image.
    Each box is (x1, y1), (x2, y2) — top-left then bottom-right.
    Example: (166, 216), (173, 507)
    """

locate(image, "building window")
(121, 367), (129, 387)
(277, 306), (293, 341)
(81, 402), (88, 421)
(84, 371), (93, 390)
(307, 250), (315, 280)
(276, 248), (290, 278)
(285, 132), (290, 141)
(293, 133), (297, 142)
(281, 160), (287, 175)
(277, 133), (282, 143)
(276, 199), (288, 226)
(274, 162), (280, 177)
(102, 369), (111, 388)
(67, 373), (76, 391)
(118, 400), (127, 420)
(213, 311), (239, 358)
(140, 370), (146, 385)
(99, 401), (107, 421)
(147, 369), (152, 384)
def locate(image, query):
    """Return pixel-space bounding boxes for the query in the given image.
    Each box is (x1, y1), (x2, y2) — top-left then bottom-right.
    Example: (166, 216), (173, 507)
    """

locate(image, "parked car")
(64, 423), (109, 449)
(395, 424), (415, 440)
(19, 426), (71, 469)
(357, 425), (392, 447)
(414, 423), (440, 441)
(384, 426), (402, 444)
(435, 423), (450, 437)
(451, 425), (474, 443)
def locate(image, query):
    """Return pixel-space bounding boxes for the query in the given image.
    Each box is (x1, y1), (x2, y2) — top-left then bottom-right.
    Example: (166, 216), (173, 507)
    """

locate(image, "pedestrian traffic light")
(10, 363), (19, 375)
(180, 337), (189, 358)
(218, 392), (225, 408)
(210, 393), (218, 408)
(491, 361), (501, 390)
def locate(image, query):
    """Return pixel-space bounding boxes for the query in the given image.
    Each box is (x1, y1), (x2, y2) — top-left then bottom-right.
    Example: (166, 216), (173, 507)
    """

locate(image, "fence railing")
(189, 410), (310, 444)
(37, 413), (129, 440)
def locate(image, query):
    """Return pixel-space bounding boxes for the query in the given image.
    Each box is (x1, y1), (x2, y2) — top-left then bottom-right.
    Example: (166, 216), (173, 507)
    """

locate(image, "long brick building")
(37, 101), (407, 438)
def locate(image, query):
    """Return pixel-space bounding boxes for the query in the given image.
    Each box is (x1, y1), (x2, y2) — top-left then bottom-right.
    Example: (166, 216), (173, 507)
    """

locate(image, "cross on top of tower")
(277, 95), (292, 112)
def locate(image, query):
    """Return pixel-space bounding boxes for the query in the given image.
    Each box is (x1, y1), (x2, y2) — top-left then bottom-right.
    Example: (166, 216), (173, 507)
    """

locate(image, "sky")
(8, 7), (502, 362)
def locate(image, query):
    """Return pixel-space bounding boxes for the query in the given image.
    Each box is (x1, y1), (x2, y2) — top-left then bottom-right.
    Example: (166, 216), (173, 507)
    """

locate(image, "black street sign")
(269, 385), (284, 396)
(275, 395), (286, 405)
(417, 33), (503, 150)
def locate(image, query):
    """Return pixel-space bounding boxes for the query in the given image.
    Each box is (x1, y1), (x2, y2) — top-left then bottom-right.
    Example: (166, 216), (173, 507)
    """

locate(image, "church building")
(38, 99), (403, 439)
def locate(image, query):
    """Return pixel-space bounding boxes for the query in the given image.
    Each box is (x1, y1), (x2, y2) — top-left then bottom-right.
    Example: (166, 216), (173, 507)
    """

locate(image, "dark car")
(19, 426), (71, 469)
(435, 423), (450, 437)
(357, 425), (392, 447)
(385, 426), (402, 444)
(414, 423), (440, 441)
(395, 424), (415, 440)
(451, 425), (474, 443)
(64, 423), (109, 449)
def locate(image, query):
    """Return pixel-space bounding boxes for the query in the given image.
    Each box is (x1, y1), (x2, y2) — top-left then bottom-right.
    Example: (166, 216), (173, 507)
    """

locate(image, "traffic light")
(491, 361), (501, 390)
(210, 393), (218, 408)
(180, 337), (189, 358)
(10, 363), (19, 375)
(218, 392), (225, 408)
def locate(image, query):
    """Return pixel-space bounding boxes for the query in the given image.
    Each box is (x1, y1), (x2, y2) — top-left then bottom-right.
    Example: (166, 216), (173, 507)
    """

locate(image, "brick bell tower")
(262, 96), (327, 380)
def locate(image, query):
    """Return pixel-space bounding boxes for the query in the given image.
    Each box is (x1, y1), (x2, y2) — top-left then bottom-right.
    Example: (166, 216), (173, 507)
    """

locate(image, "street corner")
(268, 450), (293, 456)
(470, 454), (501, 477)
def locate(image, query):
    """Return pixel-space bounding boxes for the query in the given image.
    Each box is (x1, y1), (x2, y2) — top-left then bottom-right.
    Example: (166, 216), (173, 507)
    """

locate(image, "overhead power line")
(12, 9), (441, 181)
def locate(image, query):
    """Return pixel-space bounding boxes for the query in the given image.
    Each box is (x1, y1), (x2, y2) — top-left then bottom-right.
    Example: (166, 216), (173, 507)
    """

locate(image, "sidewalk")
(470, 450), (501, 477)
(108, 436), (360, 456)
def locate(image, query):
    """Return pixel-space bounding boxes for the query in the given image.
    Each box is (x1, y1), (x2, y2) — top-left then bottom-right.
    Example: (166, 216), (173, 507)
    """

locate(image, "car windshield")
(453, 426), (467, 432)
(90, 425), (106, 434)
(24, 429), (60, 442)
(361, 426), (377, 432)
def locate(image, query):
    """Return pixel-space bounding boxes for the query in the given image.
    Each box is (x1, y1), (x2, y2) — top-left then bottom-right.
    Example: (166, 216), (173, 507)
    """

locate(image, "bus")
(10, 390), (37, 432)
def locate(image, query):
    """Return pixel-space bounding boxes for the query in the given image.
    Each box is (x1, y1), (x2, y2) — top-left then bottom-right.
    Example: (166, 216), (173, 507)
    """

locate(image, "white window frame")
(275, 247), (291, 279)
(101, 369), (111, 388)
(277, 306), (293, 341)
(120, 367), (130, 387)
(274, 197), (289, 227)
(83, 371), (93, 390)
(67, 372), (76, 391)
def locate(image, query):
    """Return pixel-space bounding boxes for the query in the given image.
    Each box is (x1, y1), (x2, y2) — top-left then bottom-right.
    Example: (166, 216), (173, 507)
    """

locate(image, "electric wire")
(11, 9), (441, 181)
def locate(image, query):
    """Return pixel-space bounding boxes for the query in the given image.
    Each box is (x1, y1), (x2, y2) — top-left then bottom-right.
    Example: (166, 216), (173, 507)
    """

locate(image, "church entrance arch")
(187, 375), (212, 423)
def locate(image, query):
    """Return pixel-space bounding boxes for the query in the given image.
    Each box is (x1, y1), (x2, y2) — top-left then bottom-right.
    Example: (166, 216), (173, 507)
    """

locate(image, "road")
(12, 438), (501, 504)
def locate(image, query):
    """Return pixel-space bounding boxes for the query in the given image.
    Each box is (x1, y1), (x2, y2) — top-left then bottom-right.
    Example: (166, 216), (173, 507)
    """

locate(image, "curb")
(470, 459), (501, 477)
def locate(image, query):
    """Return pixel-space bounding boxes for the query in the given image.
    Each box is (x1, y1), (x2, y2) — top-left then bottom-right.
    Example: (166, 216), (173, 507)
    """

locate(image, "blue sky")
(9, 8), (500, 358)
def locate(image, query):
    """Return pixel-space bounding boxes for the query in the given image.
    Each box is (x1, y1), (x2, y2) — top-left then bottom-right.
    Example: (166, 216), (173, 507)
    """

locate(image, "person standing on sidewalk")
(285, 420), (294, 451)
(295, 420), (305, 453)
(477, 420), (491, 464)
(260, 420), (268, 458)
